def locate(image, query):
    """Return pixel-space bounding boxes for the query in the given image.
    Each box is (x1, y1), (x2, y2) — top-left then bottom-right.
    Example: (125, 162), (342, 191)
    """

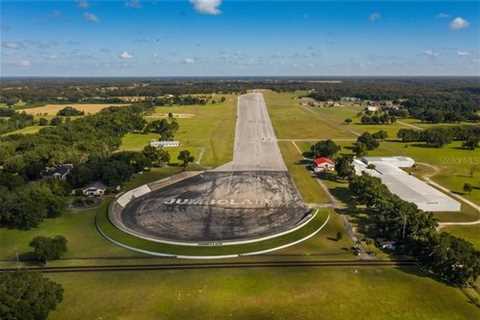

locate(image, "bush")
(29, 235), (68, 263)
(57, 106), (84, 117)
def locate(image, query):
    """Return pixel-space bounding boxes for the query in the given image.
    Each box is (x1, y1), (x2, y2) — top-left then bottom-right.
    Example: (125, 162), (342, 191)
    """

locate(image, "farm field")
(47, 266), (480, 320)
(22, 103), (128, 116)
(120, 95), (236, 168)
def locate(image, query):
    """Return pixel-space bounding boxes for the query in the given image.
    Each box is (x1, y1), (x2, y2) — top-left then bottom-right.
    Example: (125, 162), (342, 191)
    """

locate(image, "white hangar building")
(353, 156), (461, 212)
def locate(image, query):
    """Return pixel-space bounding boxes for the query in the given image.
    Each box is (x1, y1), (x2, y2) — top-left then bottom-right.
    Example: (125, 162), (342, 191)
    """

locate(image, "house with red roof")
(313, 157), (335, 173)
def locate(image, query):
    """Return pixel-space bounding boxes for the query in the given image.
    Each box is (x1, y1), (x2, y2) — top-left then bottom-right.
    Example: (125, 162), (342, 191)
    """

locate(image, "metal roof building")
(353, 156), (461, 212)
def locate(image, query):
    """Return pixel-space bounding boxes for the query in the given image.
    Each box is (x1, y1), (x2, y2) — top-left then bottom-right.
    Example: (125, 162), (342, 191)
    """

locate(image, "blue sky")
(1, 1), (479, 76)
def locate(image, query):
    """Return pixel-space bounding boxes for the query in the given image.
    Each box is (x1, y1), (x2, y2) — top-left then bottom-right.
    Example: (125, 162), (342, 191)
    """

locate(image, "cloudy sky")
(1, 0), (479, 76)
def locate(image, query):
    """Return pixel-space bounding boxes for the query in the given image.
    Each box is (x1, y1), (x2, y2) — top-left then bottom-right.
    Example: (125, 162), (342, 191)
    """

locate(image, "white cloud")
(436, 13), (450, 19)
(369, 12), (381, 22)
(77, 0), (89, 9)
(423, 50), (440, 57)
(84, 12), (99, 23)
(183, 58), (195, 64)
(450, 17), (470, 30)
(190, 0), (222, 15)
(119, 51), (133, 59)
(2, 41), (21, 49)
(15, 60), (31, 67)
(125, 0), (142, 9)
(457, 51), (471, 56)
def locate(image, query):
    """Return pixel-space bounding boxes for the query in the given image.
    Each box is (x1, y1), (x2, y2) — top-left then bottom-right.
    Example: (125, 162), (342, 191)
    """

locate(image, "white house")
(82, 181), (107, 197)
(150, 140), (180, 148)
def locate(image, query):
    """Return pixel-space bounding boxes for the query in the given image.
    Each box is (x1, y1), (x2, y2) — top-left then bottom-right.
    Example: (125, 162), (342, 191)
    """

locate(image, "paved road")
(215, 92), (287, 172)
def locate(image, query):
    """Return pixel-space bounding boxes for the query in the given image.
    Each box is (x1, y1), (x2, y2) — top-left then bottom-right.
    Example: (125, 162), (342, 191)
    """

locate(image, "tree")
(38, 118), (49, 126)
(310, 139), (341, 158)
(177, 150), (194, 169)
(29, 235), (68, 263)
(49, 116), (63, 126)
(143, 145), (170, 167)
(421, 233), (480, 285)
(463, 136), (480, 150)
(335, 156), (355, 180)
(357, 132), (379, 150)
(0, 271), (63, 320)
(372, 130), (388, 140)
(424, 128), (453, 148)
(463, 183), (473, 194)
(57, 106), (84, 117)
(352, 142), (367, 157)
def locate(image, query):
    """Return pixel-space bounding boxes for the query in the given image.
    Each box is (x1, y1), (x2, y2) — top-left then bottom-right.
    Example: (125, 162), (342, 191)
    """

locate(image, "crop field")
(47, 266), (479, 320)
(22, 103), (128, 116)
(121, 95), (237, 168)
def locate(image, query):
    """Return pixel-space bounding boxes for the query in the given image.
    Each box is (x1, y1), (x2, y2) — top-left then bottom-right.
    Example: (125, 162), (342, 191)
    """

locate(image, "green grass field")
(1, 125), (45, 136)
(120, 96), (237, 168)
(47, 266), (480, 320)
(278, 141), (330, 204)
(264, 91), (420, 140)
(443, 225), (480, 250)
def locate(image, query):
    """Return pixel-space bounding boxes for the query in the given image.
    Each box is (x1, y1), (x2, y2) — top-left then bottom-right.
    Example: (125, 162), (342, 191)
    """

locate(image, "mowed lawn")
(278, 141), (330, 204)
(264, 91), (418, 140)
(264, 91), (357, 140)
(22, 103), (128, 116)
(48, 267), (480, 320)
(120, 95), (236, 168)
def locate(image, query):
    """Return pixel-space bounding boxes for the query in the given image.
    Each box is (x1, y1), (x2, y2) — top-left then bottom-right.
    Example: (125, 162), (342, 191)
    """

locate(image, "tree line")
(349, 173), (480, 286)
(0, 109), (34, 135)
(397, 126), (480, 148)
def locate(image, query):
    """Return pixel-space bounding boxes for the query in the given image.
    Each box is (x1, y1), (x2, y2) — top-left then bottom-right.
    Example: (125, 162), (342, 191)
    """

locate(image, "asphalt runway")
(215, 92), (287, 172)
(116, 92), (310, 244)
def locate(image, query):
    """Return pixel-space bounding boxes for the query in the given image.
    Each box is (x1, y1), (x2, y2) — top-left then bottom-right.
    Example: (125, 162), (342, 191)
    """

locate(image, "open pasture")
(22, 103), (128, 116)
(121, 95), (237, 168)
(47, 266), (480, 320)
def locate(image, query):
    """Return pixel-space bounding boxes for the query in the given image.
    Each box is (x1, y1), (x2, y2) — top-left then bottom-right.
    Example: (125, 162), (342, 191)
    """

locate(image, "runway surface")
(114, 92), (309, 244)
(215, 92), (287, 172)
